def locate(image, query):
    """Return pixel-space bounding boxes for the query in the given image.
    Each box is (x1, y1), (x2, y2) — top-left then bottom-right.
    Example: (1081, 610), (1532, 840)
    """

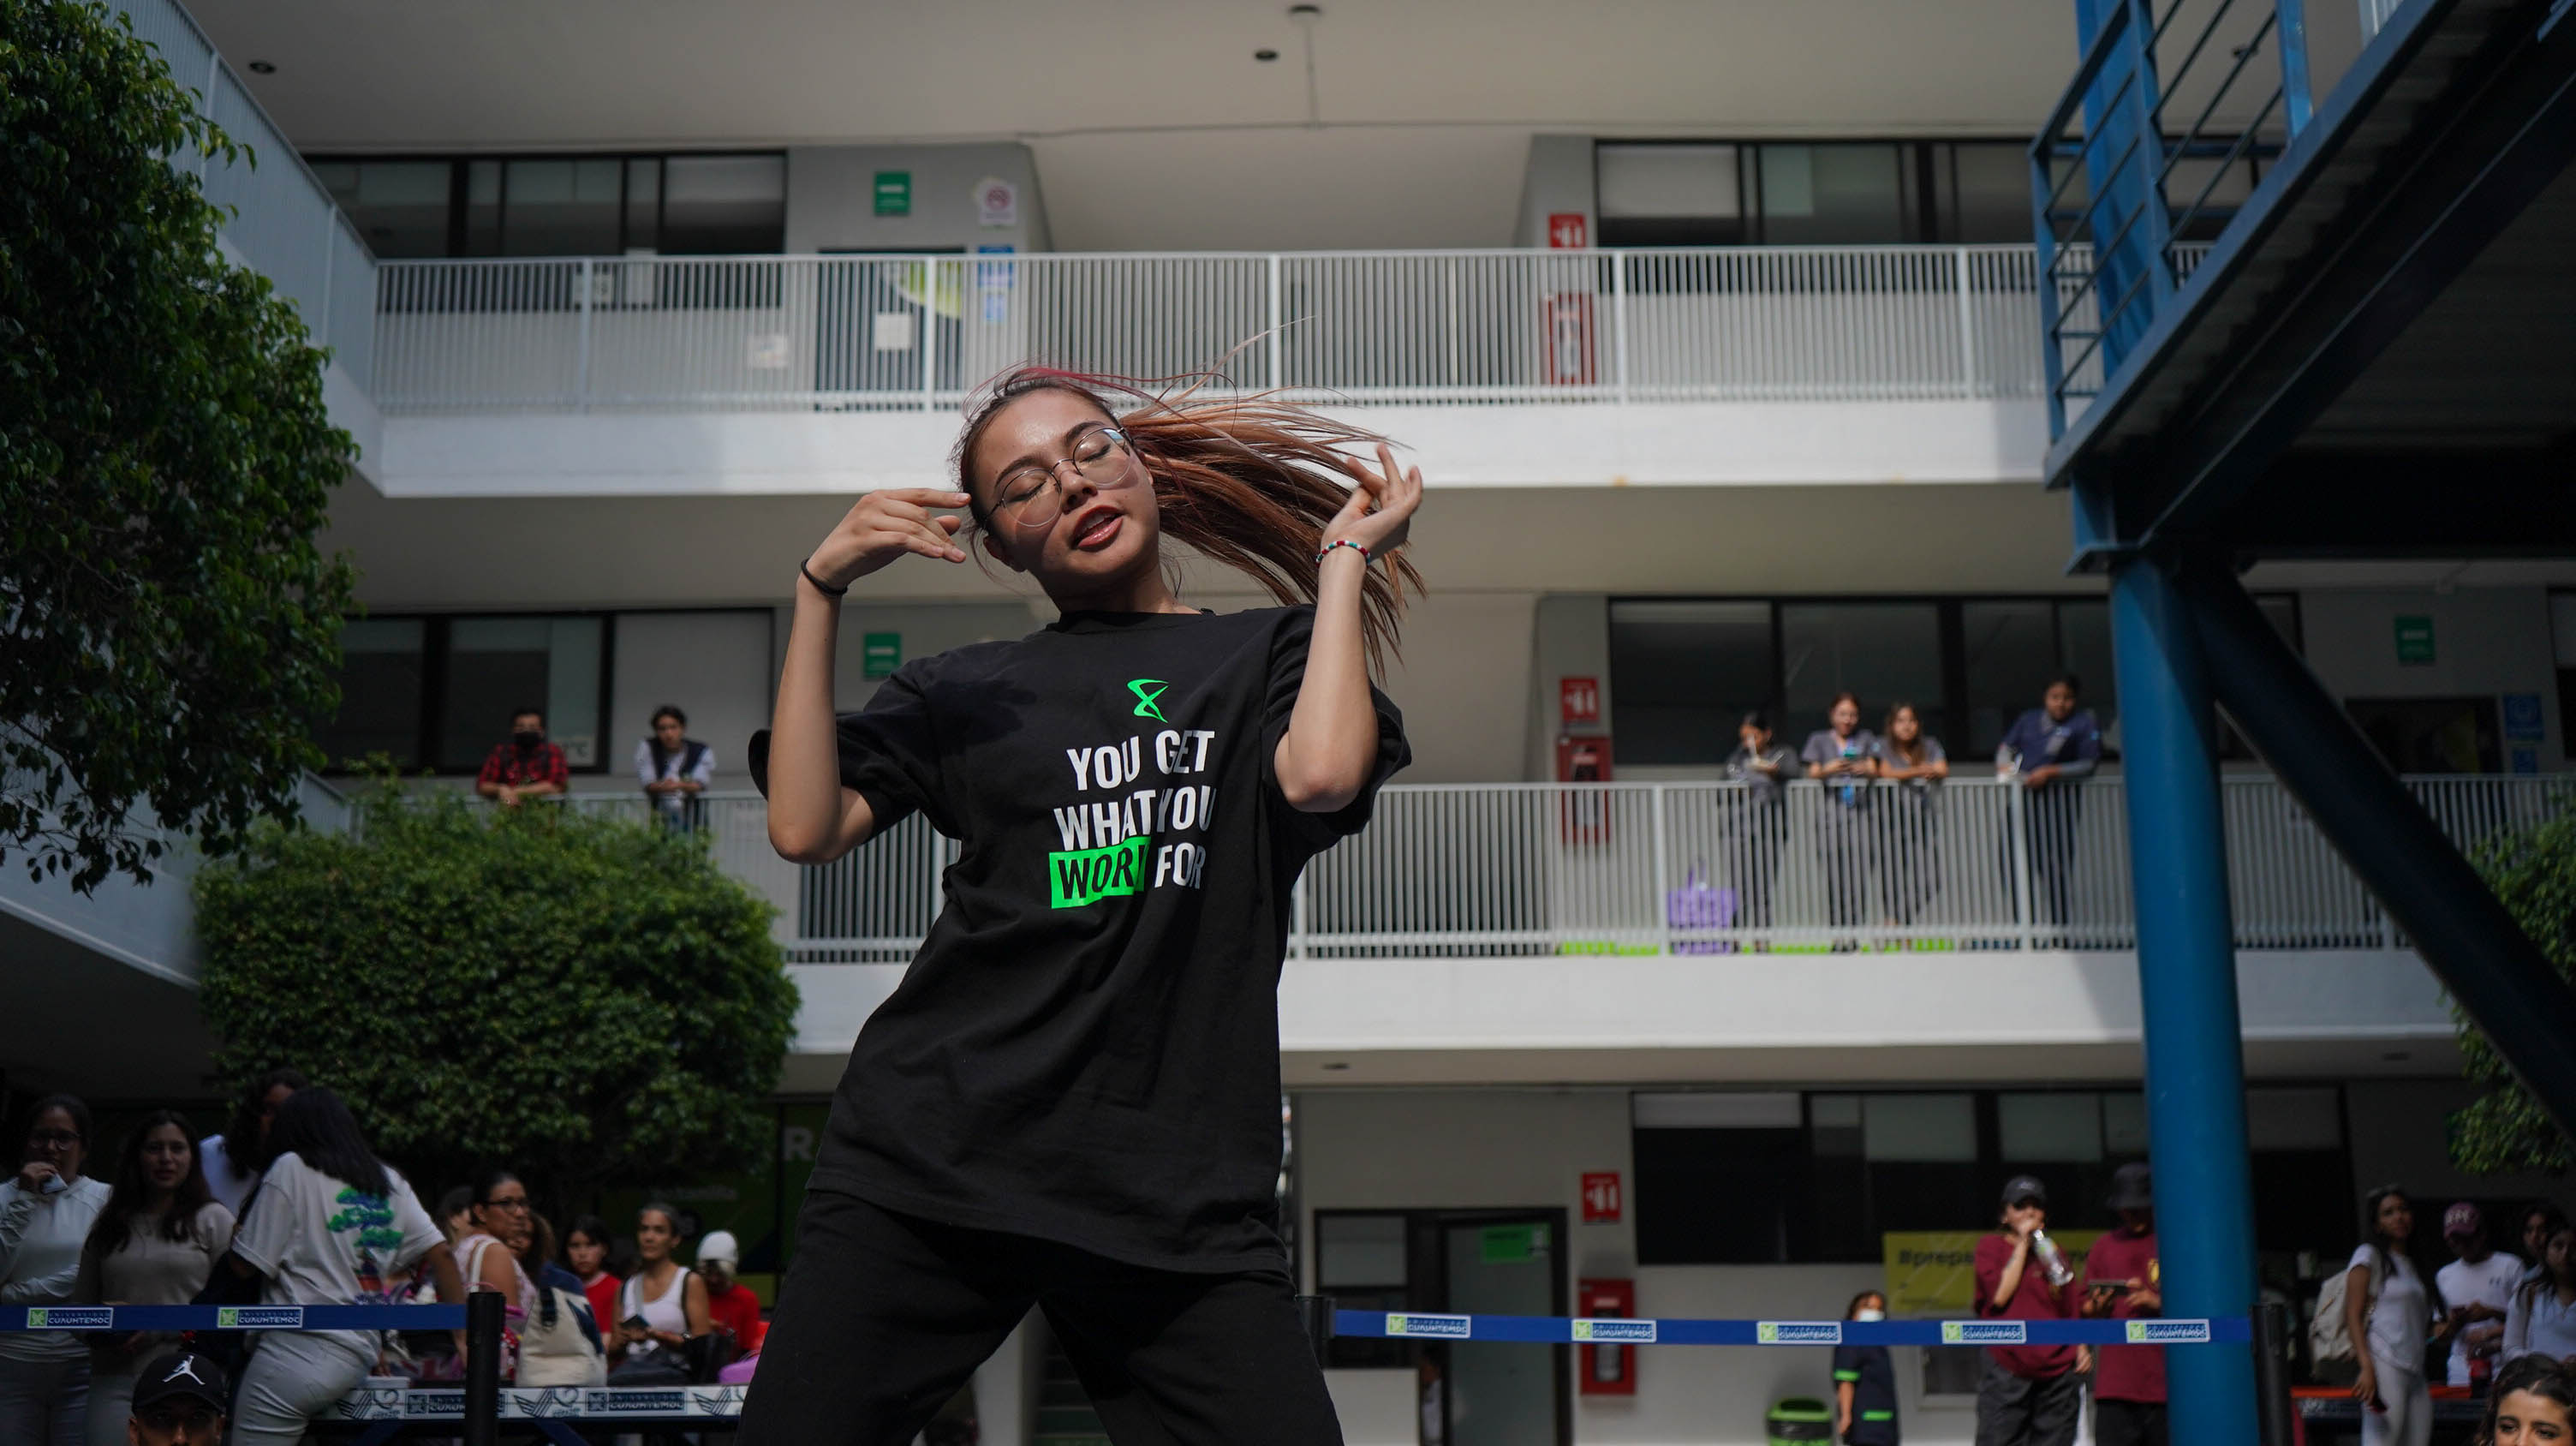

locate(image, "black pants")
(2094, 1398), (2168, 1446)
(1973, 1358), (2080, 1446)
(736, 1188), (1343, 1446)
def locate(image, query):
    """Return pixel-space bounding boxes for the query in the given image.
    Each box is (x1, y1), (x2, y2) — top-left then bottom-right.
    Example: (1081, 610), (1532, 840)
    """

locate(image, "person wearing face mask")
(635, 705), (717, 831)
(475, 706), (569, 810)
(75, 1112), (233, 1446)
(2, 1094), (114, 1445)
(1834, 1290), (1899, 1445)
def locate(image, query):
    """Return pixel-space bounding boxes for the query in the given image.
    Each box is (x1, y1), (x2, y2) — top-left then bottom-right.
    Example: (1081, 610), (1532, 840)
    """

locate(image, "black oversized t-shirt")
(751, 606), (1408, 1271)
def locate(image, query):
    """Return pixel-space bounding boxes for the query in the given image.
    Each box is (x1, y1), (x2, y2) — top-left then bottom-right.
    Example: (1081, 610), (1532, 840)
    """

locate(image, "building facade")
(7, 0), (2573, 1442)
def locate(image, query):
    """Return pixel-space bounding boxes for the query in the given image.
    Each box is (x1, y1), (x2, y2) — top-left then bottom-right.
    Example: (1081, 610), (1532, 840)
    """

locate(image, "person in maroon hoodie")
(1973, 1174), (2088, 1446)
(2083, 1163), (2165, 1446)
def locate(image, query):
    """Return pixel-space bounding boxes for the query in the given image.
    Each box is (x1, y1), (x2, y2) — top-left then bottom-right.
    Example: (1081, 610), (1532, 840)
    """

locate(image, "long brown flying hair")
(951, 365), (1423, 672)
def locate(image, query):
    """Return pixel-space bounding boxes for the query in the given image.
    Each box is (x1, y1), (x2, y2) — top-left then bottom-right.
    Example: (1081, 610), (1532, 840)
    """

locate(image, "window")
(313, 161), (453, 258)
(314, 614), (612, 775)
(1633, 1086), (2352, 1266)
(1314, 1211), (1422, 1368)
(310, 152), (787, 258)
(1755, 144), (1911, 245)
(1607, 601), (1775, 763)
(1959, 599), (2120, 759)
(1780, 603), (1946, 744)
(500, 158), (623, 258)
(663, 155), (789, 255)
(319, 618), (428, 765)
(1937, 142), (2035, 244)
(1596, 144), (1746, 248)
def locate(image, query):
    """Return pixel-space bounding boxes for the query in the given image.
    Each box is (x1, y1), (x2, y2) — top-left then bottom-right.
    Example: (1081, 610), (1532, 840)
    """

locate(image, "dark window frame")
(1605, 591), (2303, 767)
(309, 150), (789, 260)
(1596, 135), (2279, 251)
(318, 611), (618, 778)
(1633, 1084), (2353, 1268)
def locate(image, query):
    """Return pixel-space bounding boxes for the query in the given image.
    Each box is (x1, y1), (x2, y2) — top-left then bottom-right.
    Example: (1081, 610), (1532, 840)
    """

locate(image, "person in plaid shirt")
(475, 706), (569, 808)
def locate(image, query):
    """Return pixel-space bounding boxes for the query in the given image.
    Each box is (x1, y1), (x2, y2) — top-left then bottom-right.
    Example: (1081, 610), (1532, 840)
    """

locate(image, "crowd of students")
(0, 1074), (770, 1444)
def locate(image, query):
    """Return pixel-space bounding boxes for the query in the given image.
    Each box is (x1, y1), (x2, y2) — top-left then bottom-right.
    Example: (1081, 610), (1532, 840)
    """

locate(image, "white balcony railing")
(111, 0), (377, 391)
(371, 247), (2058, 415)
(565, 774), (2563, 964)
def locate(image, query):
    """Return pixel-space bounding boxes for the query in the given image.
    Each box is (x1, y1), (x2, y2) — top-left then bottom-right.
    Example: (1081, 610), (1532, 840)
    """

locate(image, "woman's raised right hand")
(805, 488), (972, 591)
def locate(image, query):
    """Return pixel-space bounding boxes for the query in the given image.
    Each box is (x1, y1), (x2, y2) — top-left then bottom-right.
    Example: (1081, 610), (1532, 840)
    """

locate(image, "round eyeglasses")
(989, 426), (1138, 533)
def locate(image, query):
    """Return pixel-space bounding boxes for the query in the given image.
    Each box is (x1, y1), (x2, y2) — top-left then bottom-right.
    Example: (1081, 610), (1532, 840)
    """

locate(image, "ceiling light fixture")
(1255, 48), (1279, 62)
(247, 60), (276, 74)
(1320, 1061), (1351, 1072)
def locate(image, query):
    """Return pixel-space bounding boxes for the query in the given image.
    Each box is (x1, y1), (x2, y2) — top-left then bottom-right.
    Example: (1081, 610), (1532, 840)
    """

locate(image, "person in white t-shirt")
(197, 1070), (304, 1216)
(2346, 1186), (2450, 1446)
(2437, 1203), (2526, 1388)
(215, 1089), (462, 1446)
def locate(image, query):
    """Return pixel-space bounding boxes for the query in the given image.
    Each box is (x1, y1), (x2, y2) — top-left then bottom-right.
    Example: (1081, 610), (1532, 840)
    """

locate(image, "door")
(1437, 1216), (1564, 1446)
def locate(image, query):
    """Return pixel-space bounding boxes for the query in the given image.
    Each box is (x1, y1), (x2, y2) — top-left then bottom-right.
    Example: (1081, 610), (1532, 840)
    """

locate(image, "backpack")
(2311, 1250), (2382, 1365)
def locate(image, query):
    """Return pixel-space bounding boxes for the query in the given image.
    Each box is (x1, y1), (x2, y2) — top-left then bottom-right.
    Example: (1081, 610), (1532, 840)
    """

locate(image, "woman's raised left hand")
(1321, 444), (1422, 560)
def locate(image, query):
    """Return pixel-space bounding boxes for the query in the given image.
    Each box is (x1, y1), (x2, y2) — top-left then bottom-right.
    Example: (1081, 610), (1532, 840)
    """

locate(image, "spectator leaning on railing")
(476, 705), (569, 809)
(1723, 711), (1799, 936)
(1995, 676), (2102, 941)
(1874, 702), (1949, 932)
(1, 1093), (112, 1446)
(1801, 692), (1881, 943)
(637, 705), (716, 829)
(75, 1110), (233, 1446)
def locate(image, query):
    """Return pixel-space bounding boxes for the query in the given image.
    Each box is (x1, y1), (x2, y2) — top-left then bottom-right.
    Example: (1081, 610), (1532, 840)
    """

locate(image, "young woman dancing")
(738, 366), (1422, 1446)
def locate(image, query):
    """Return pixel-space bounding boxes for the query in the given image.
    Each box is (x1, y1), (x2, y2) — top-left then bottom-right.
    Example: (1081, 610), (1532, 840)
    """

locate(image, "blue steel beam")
(2181, 564), (2576, 1144)
(2110, 554), (2260, 1446)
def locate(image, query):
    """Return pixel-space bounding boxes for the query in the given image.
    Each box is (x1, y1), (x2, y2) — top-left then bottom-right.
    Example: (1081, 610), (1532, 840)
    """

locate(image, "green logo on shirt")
(1127, 678), (1170, 722)
(1049, 835), (1153, 908)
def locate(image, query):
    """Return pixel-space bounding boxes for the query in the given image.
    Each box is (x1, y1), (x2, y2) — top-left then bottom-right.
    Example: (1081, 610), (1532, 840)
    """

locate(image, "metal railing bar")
(2167, 90), (2284, 246)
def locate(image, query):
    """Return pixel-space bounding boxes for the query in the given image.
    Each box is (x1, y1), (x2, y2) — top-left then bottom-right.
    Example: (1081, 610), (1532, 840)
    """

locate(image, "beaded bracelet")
(799, 559), (850, 598)
(1316, 539), (1371, 566)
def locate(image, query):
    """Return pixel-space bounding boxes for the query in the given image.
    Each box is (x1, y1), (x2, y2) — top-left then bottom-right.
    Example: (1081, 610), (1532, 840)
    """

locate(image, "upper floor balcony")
(563, 772), (2563, 1089)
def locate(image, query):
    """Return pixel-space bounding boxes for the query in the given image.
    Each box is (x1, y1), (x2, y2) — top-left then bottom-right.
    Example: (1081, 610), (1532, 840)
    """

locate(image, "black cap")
(132, 1350), (227, 1413)
(2001, 1174), (2048, 1208)
(2107, 1162), (2155, 1211)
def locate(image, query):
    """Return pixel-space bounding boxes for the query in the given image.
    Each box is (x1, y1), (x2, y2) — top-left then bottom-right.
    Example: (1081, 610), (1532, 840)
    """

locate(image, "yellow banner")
(1881, 1230), (2105, 1317)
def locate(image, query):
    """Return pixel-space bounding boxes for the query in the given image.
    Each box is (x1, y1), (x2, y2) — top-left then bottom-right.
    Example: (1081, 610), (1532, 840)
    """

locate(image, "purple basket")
(1667, 869), (1738, 954)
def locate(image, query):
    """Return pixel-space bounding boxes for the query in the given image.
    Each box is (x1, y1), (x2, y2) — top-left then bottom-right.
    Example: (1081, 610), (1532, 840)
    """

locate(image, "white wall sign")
(872, 312), (917, 353)
(975, 176), (1019, 229)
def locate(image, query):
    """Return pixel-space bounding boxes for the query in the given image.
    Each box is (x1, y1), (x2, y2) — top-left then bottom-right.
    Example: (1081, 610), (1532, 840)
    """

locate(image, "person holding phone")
(1801, 693), (1880, 945)
(2347, 1185), (2447, 1446)
(2083, 1163), (2165, 1446)
(610, 1203), (710, 1385)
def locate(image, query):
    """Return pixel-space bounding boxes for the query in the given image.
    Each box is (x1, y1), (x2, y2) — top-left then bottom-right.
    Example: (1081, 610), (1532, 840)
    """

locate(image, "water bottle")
(2030, 1229), (2075, 1288)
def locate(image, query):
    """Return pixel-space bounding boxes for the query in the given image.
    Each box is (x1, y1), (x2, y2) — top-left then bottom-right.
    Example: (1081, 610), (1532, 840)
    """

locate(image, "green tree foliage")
(2453, 794), (2576, 1174)
(195, 786), (799, 1197)
(2, 0), (356, 891)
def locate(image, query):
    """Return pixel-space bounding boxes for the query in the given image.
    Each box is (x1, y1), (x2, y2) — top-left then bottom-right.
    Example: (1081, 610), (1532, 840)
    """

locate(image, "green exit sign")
(872, 170), (910, 217)
(862, 631), (902, 678)
(2394, 614), (2436, 666)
